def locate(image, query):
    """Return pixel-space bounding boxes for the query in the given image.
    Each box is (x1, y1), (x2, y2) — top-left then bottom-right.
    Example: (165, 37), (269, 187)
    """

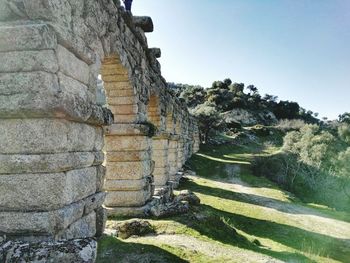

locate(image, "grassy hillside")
(97, 135), (350, 263)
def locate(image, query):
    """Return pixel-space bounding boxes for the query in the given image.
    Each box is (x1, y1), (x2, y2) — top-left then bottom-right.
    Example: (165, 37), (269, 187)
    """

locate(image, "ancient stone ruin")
(0, 0), (200, 261)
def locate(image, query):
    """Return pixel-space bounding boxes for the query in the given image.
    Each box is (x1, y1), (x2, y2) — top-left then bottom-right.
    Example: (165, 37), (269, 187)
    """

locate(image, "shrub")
(276, 119), (306, 131)
(338, 123), (350, 143)
(253, 123), (350, 211)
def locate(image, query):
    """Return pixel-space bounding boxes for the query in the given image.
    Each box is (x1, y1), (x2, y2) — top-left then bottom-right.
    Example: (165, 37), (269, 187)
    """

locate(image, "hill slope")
(97, 136), (350, 263)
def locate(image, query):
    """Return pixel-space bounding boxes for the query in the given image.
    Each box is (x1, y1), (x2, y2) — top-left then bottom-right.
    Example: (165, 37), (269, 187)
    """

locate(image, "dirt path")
(204, 174), (350, 241)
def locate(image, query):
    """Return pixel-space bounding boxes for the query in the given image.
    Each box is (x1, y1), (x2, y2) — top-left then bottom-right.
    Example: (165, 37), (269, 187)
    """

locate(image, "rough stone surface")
(0, 1), (199, 262)
(0, 167), (96, 211)
(0, 238), (97, 263)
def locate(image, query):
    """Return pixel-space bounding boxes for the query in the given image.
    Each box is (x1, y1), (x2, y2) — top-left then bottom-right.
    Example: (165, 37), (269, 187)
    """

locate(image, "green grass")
(96, 235), (187, 263)
(98, 135), (350, 263)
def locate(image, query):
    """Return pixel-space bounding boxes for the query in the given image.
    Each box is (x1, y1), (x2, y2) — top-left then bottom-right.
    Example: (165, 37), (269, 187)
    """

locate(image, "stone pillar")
(104, 124), (154, 216)
(0, 23), (110, 242)
(168, 135), (179, 183)
(102, 57), (154, 216)
(177, 136), (185, 170)
(152, 134), (170, 188)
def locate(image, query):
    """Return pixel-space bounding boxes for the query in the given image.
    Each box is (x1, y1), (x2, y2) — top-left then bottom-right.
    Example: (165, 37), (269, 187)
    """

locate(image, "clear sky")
(133, 0), (350, 119)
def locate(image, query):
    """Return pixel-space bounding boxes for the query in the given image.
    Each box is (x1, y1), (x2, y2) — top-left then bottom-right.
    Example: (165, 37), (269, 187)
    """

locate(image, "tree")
(178, 85), (206, 108)
(339, 112), (350, 124)
(246, 85), (258, 95)
(191, 104), (222, 143)
(223, 78), (232, 87)
(263, 94), (278, 103)
(230, 83), (244, 93)
(273, 100), (300, 120)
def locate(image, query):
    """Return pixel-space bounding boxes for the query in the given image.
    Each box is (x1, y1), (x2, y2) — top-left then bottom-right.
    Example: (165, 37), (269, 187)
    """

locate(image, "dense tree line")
(169, 78), (319, 142)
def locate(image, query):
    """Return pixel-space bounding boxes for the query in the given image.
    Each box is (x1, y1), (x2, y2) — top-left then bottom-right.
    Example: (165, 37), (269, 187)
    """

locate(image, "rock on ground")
(107, 219), (155, 239)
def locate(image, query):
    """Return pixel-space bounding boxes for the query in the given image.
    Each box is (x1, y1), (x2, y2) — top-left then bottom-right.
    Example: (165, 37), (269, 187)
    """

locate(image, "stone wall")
(0, 0), (199, 245)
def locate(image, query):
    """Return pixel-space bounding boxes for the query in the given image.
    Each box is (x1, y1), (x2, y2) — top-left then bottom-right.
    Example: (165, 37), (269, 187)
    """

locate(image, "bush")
(253, 123), (350, 212)
(276, 119), (306, 131)
(338, 123), (350, 143)
(252, 152), (350, 211)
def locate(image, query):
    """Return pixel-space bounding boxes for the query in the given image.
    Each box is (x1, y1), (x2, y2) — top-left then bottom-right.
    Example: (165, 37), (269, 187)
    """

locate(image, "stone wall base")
(169, 171), (184, 189)
(0, 238), (97, 263)
(105, 184), (174, 217)
(105, 205), (150, 217)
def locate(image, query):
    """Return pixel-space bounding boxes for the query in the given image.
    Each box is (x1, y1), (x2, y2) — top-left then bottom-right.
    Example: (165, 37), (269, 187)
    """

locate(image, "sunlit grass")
(98, 135), (350, 263)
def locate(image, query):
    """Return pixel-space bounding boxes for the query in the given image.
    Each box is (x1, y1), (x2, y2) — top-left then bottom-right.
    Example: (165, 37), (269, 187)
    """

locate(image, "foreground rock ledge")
(0, 238), (97, 263)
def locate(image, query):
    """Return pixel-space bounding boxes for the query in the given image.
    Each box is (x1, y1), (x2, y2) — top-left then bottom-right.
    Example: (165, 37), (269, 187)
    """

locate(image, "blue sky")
(133, 0), (350, 119)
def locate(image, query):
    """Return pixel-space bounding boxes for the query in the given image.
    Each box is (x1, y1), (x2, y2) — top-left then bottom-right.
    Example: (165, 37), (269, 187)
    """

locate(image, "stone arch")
(165, 103), (179, 184)
(147, 94), (162, 129)
(146, 93), (170, 188)
(99, 54), (154, 217)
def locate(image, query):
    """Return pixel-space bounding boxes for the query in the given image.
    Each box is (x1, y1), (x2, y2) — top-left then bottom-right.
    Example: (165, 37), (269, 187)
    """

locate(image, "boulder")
(175, 190), (201, 206)
(112, 220), (155, 239)
(221, 109), (277, 127)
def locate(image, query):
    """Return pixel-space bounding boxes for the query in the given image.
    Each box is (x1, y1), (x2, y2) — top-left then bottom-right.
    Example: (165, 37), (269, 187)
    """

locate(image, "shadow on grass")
(188, 150), (282, 190)
(175, 178), (350, 262)
(170, 210), (314, 262)
(181, 178), (350, 224)
(96, 235), (187, 263)
(188, 148), (350, 222)
(203, 204), (350, 263)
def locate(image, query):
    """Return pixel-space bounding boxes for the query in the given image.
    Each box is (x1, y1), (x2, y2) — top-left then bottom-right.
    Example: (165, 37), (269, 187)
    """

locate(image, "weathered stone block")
(106, 88), (134, 97)
(105, 135), (151, 152)
(108, 104), (138, 115)
(104, 123), (150, 136)
(84, 192), (106, 215)
(104, 178), (148, 191)
(0, 50), (58, 73)
(152, 150), (168, 158)
(0, 2), (13, 21)
(0, 71), (59, 118)
(102, 73), (129, 82)
(104, 81), (132, 91)
(152, 139), (168, 149)
(0, 201), (84, 236)
(153, 156), (168, 168)
(58, 212), (96, 240)
(0, 71), (101, 122)
(95, 207), (107, 238)
(0, 119), (102, 154)
(106, 150), (150, 162)
(0, 152), (96, 174)
(96, 165), (106, 192)
(0, 23), (57, 52)
(153, 169), (170, 187)
(0, 167), (96, 211)
(104, 190), (152, 207)
(107, 96), (134, 105)
(106, 160), (152, 180)
(56, 45), (90, 84)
